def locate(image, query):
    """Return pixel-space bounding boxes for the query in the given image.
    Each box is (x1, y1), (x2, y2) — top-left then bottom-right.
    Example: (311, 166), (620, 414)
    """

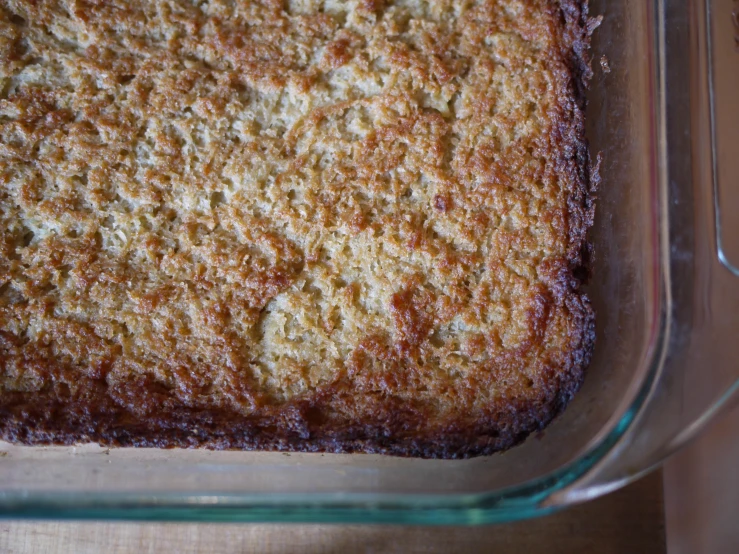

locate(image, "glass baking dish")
(1, 0), (737, 524)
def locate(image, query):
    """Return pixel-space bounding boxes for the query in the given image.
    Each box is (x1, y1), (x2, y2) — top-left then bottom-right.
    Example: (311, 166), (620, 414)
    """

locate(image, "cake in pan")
(0, 0), (598, 458)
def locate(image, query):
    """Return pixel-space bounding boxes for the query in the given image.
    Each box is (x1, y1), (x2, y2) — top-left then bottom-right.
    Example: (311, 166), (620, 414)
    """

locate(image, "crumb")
(600, 55), (611, 74)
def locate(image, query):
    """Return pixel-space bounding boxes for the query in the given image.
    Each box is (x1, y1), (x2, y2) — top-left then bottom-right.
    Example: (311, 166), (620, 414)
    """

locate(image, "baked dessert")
(0, 0), (598, 458)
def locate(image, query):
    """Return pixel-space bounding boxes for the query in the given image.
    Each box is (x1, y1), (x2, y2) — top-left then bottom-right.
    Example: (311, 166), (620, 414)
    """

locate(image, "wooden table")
(0, 471), (665, 554)
(664, 402), (739, 554)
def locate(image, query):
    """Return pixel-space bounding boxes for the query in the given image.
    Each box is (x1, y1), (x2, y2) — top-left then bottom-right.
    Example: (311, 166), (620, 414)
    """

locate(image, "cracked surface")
(0, 0), (597, 457)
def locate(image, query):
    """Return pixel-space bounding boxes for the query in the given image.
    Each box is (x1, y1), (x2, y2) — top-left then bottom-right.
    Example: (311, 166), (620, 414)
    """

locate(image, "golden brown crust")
(0, 0), (598, 458)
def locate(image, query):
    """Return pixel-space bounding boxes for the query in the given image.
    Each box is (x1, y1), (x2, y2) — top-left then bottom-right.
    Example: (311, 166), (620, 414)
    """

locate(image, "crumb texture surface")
(0, 0), (595, 457)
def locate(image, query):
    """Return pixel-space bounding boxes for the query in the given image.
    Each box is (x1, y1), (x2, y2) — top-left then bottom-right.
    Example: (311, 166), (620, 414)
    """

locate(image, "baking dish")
(0, 0), (737, 523)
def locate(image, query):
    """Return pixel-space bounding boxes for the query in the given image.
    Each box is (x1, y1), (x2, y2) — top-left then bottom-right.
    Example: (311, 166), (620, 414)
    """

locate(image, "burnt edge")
(0, 1), (599, 459)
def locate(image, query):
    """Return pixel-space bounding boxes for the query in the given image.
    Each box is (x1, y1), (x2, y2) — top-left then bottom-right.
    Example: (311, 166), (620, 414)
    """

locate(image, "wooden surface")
(0, 471), (665, 554)
(664, 402), (739, 554)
